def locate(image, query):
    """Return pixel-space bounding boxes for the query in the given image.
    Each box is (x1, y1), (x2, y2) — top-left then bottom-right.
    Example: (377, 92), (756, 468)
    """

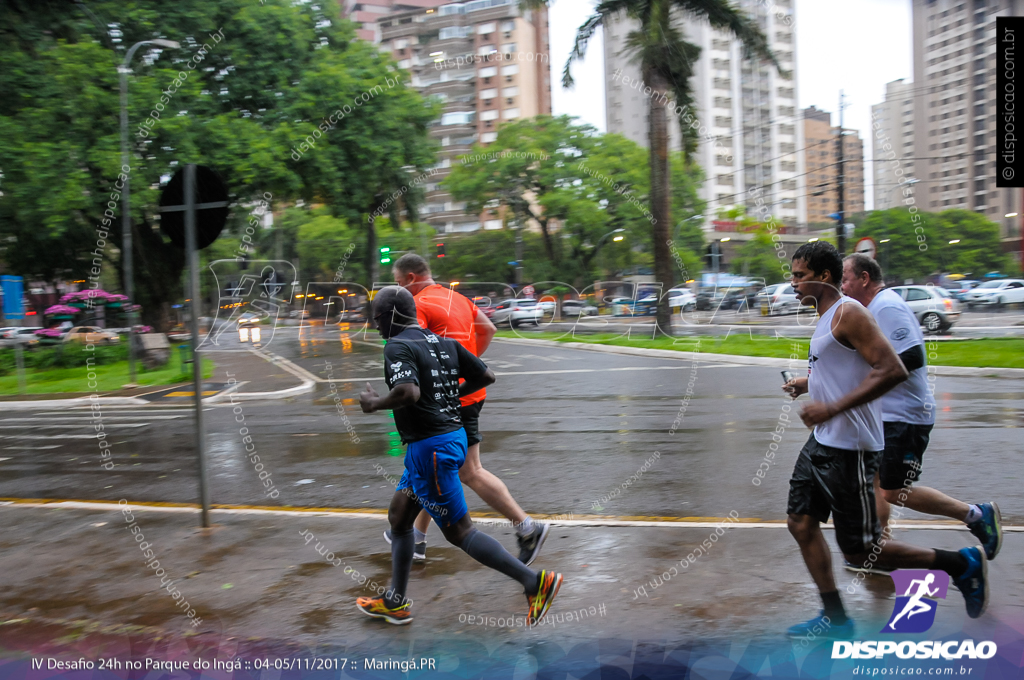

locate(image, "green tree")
(854, 208), (1016, 282)
(539, 0), (776, 333)
(0, 0), (437, 329)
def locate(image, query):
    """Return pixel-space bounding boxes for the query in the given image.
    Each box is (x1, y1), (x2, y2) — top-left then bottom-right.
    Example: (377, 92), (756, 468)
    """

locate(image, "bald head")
(372, 286), (418, 338)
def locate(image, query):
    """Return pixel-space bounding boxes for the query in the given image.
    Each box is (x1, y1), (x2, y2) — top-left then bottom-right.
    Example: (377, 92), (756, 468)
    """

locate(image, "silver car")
(490, 298), (543, 327)
(888, 285), (960, 333)
(755, 283), (800, 316)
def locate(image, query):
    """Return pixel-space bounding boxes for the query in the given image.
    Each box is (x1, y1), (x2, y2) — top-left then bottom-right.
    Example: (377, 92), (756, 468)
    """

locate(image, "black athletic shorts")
(460, 399), (485, 446)
(787, 433), (882, 556)
(878, 421), (932, 491)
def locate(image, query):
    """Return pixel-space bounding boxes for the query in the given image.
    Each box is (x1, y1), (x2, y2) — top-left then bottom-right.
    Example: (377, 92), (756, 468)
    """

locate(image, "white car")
(561, 300), (598, 317)
(667, 290), (696, 311)
(490, 298), (543, 327)
(964, 279), (1024, 308)
(888, 285), (961, 333)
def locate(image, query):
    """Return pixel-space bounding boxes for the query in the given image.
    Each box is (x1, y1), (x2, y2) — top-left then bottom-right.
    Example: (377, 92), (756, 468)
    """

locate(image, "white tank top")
(808, 296), (884, 452)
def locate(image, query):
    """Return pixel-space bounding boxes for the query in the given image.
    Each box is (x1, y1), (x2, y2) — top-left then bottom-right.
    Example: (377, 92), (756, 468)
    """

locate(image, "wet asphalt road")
(1, 327), (1022, 525)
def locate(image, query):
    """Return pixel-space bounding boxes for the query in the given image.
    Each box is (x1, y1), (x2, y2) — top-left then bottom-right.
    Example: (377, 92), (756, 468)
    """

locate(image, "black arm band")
(899, 344), (925, 372)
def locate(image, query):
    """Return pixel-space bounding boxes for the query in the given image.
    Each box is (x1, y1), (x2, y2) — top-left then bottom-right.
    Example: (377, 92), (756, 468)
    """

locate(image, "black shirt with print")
(383, 326), (488, 444)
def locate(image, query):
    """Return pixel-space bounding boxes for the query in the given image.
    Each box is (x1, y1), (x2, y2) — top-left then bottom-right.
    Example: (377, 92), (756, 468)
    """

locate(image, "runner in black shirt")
(357, 286), (562, 626)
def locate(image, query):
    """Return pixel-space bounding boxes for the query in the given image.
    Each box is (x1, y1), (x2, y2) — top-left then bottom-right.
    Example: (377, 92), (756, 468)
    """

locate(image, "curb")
(0, 396), (150, 411)
(493, 336), (1024, 377)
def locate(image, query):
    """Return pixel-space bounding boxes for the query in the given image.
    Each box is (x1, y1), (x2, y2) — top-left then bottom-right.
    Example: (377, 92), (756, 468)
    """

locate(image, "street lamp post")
(119, 39), (179, 385)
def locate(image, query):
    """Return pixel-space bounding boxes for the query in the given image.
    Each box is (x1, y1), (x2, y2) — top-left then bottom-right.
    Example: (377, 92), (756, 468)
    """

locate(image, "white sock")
(964, 505), (983, 524)
(414, 528), (427, 543)
(514, 516), (534, 537)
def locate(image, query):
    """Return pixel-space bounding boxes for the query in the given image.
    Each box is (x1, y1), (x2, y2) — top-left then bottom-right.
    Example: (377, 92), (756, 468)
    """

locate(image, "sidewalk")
(0, 350), (313, 410)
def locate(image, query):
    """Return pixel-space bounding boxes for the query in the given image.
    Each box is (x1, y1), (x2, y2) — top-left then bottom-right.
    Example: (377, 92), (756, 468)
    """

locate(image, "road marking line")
(0, 413), (184, 419)
(0, 424), (149, 430)
(0, 498), (1018, 531)
(325, 364), (742, 383)
(3, 446), (60, 451)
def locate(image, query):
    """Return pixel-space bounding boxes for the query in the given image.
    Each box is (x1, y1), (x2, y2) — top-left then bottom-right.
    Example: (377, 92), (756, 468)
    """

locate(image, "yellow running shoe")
(357, 596), (413, 625)
(527, 570), (563, 626)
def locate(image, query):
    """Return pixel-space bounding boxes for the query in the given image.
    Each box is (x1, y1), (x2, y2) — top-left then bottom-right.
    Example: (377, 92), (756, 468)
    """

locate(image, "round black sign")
(159, 165), (229, 250)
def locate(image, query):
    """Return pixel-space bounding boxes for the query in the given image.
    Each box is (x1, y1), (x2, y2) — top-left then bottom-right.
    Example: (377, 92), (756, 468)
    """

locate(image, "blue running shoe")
(786, 611), (855, 640)
(952, 546), (988, 619)
(966, 503), (1002, 561)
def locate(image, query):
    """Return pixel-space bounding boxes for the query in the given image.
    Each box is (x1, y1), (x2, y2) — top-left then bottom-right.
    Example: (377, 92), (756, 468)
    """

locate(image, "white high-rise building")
(870, 79), (916, 211)
(603, 0), (806, 229)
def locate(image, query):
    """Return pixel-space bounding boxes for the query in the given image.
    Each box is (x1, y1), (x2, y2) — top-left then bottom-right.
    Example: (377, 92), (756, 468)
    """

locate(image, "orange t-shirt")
(414, 284), (486, 406)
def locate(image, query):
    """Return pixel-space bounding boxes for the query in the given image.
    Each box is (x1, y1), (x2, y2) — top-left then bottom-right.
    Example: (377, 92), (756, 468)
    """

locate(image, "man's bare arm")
(473, 308), (497, 356)
(360, 382), (421, 413)
(829, 303), (909, 416)
(460, 367), (495, 397)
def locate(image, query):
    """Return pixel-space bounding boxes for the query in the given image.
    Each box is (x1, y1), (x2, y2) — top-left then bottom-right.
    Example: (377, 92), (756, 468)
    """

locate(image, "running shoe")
(356, 597), (413, 625)
(517, 522), (550, 566)
(951, 546), (988, 619)
(843, 559), (894, 576)
(785, 611), (855, 639)
(966, 502), (1002, 561)
(383, 530), (426, 561)
(527, 570), (562, 626)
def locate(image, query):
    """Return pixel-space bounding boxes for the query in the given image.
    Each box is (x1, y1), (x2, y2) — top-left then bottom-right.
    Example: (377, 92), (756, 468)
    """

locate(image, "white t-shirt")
(867, 288), (936, 425)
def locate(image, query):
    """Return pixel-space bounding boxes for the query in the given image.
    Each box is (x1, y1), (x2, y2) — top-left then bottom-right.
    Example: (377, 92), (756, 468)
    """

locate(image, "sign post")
(2, 276), (27, 394)
(159, 164), (228, 528)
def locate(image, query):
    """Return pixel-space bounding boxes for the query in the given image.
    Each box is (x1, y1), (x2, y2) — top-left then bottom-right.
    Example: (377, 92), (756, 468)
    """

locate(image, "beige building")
(911, 0), (1022, 248)
(870, 79), (916, 210)
(603, 0), (806, 230)
(371, 0), (551, 233)
(803, 106), (865, 224)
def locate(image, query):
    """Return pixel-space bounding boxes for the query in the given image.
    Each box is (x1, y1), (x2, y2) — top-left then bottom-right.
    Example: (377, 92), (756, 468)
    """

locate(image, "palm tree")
(527, 0), (777, 334)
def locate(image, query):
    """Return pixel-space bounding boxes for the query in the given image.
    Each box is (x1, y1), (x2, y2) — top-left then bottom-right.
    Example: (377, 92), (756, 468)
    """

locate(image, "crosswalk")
(0, 406), (200, 450)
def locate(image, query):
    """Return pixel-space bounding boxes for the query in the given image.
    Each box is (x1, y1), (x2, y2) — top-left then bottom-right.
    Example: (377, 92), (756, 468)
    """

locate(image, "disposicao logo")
(883, 569), (948, 633)
(831, 570), (997, 661)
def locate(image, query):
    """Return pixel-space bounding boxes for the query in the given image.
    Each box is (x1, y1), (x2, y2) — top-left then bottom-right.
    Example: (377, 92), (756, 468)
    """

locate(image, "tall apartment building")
(803, 106), (865, 224)
(870, 79), (916, 210)
(604, 0), (806, 229)
(373, 0), (551, 233)
(912, 0), (1022, 246)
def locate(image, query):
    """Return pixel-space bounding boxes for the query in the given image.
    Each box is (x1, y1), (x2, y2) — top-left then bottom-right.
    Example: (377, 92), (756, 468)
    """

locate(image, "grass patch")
(497, 331), (1024, 369)
(0, 358), (214, 395)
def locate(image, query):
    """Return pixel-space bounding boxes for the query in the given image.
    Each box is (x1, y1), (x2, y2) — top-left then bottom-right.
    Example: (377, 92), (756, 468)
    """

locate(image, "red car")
(471, 296), (496, 319)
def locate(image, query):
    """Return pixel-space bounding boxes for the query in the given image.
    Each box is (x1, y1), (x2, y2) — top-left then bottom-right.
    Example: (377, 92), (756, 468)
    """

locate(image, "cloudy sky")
(546, 0), (914, 209)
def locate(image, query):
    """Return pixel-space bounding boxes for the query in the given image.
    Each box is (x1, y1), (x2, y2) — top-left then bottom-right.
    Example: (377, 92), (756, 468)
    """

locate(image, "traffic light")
(379, 246), (391, 264)
(436, 242), (446, 258)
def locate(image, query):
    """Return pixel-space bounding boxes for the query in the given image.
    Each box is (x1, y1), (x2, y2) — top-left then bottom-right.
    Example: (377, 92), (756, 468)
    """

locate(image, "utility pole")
(836, 90), (847, 255)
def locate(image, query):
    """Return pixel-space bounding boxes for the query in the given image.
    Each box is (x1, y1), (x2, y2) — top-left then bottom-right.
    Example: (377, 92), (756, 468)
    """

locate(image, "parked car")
(942, 279), (980, 302)
(471, 297), (496, 319)
(720, 288), (749, 311)
(889, 285), (961, 333)
(611, 297), (658, 316)
(537, 299), (556, 313)
(63, 326), (120, 344)
(667, 290), (696, 312)
(561, 299), (598, 317)
(490, 298), (543, 327)
(0, 327), (40, 347)
(755, 283), (800, 316)
(963, 279), (1024, 308)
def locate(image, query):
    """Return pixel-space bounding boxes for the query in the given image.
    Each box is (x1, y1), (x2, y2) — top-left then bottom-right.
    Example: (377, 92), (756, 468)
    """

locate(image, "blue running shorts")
(396, 428), (468, 527)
